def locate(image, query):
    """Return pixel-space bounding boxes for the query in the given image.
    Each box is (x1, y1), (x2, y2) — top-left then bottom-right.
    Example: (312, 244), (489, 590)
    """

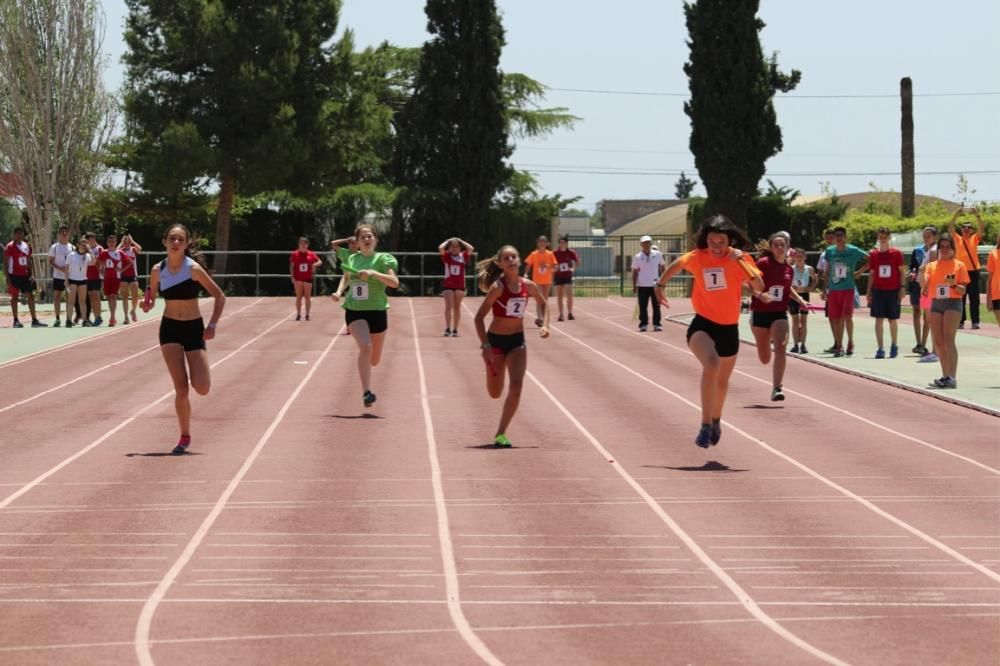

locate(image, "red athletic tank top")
(492, 277), (529, 319)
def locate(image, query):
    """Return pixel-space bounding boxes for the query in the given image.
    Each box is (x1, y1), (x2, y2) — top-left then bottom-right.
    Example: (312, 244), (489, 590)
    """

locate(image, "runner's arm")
(474, 283), (503, 347)
(192, 263), (226, 331)
(526, 279), (550, 338)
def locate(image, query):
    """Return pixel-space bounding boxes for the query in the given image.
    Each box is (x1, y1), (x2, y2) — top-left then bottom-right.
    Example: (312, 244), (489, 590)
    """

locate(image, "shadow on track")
(466, 443), (540, 450)
(743, 404), (784, 410)
(125, 452), (205, 457)
(646, 461), (748, 473)
(329, 414), (383, 420)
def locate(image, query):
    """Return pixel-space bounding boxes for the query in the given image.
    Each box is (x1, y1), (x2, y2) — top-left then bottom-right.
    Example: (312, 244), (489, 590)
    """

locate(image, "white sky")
(100, 0), (1000, 211)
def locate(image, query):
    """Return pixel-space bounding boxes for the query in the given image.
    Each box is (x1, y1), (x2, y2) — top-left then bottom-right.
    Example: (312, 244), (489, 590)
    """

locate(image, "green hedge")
(836, 204), (999, 249)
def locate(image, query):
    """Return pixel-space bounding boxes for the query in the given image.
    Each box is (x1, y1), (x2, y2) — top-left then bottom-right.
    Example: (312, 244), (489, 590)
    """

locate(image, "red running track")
(0, 296), (997, 665)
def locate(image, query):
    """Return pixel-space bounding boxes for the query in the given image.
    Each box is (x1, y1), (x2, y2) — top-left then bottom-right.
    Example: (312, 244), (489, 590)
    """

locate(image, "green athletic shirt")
(822, 244), (867, 292)
(341, 251), (398, 311)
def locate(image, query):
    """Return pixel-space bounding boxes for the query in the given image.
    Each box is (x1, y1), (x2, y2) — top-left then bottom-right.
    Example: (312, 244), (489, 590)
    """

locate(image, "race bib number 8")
(878, 264), (892, 279)
(834, 263), (848, 280)
(769, 285), (784, 301)
(449, 264), (461, 276)
(505, 297), (527, 317)
(935, 284), (949, 299)
(558, 262), (570, 273)
(298, 263), (309, 273)
(351, 281), (369, 301)
(703, 268), (726, 291)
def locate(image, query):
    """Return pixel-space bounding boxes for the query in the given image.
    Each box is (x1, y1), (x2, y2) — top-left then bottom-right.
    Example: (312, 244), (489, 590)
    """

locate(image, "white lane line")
(0, 308), (292, 512)
(134, 327), (343, 666)
(0, 299), (264, 414)
(550, 323), (1000, 587)
(587, 302), (1000, 475)
(409, 300), (503, 666)
(212, 532), (432, 537)
(523, 370), (850, 666)
(197, 556), (433, 561)
(204, 544), (434, 549)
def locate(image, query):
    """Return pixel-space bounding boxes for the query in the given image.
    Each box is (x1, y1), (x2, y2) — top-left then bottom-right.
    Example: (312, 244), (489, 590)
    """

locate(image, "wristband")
(480, 342), (491, 350)
(207, 322), (217, 330)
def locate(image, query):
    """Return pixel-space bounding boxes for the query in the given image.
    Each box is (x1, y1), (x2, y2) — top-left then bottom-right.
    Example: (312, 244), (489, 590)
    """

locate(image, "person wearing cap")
(632, 235), (664, 332)
(948, 206), (985, 329)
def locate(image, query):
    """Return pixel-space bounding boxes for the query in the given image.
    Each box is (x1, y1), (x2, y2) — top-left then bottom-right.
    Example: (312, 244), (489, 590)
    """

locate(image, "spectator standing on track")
(751, 233), (811, 402)
(65, 238), (94, 328)
(5, 226), (46, 328)
(921, 233), (969, 389)
(140, 223), (226, 454)
(97, 234), (133, 327)
(47, 225), (73, 327)
(948, 207), (985, 329)
(821, 226), (869, 357)
(290, 237), (322, 322)
(789, 248), (817, 353)
(119, 234), (143, 323)
(439, 237), (474, 336)
(553, 235), (581, 322)
(655, 215), (765, 448)
(335, 224), (399, 408)
(84, 232), (103, 326)
(523, 236), (557, 327)
(908, 226), (937, 356)
(633, 235), (664, 332)
(865, 227), (907, 359)
(987, 232), (1000, 327)
(815, 229), (836, 345)
(474, 245), (550, 448)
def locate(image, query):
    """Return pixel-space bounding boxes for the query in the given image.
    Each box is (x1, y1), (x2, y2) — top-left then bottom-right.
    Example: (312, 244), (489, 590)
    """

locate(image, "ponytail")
(477, 245), (517, 293)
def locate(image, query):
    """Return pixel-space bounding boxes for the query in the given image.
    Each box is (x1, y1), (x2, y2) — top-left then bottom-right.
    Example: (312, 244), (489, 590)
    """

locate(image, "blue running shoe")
(710, 419), (721, 446)
(695, 424), (712, 449)
(889, 344), (898, 359)
(874, 348), (885, 359)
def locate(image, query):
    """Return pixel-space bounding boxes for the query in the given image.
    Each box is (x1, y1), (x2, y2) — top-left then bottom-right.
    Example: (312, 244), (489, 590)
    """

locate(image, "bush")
(837, 202), (1000, 250)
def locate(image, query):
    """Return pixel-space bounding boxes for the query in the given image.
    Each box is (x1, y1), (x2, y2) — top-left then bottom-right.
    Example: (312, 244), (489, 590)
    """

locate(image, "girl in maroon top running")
(750, 233), (810, 401)
(474, 246), (549, 448)
(438, 237), (474, 336)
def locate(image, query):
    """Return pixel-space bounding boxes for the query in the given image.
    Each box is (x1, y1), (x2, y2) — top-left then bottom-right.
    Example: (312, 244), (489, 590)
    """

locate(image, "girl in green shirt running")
(332, 225), (399, 407)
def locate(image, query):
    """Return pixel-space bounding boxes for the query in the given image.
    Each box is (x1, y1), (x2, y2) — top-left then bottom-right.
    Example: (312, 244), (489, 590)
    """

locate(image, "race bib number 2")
(505, 297), (527, 318)
(703, 268), (727, 291)
(449, 264), (461, 276)
(351, 281), (369, 301)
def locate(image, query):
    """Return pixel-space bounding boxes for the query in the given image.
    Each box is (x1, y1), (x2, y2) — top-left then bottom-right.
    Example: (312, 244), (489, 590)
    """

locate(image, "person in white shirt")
(48, 225), (73, 327)
(632, 235), (664, 332)
(65, 237), (95, 328)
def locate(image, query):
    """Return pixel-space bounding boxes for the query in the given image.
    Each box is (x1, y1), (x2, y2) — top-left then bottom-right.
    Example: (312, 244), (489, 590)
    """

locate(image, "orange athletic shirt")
(524, 250), (557, 285)
(986, 249), (1000, 298)
(678, 249), (761, 325)
(923, 258), (970, 300)
(953, 233), (981, 270)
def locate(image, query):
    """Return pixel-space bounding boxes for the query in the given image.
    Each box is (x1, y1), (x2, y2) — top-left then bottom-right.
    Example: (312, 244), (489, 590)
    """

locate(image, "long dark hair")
(163, 224), (209, 270)
(477, 245), (518, 293)
(695, 215), (751, 250)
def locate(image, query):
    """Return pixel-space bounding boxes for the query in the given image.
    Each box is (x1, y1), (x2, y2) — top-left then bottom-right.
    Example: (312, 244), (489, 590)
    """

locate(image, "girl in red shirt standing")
(553, 235), (582, 321)
(438, 237), (474, 336)
(119, 234), (143, 323)
(97, 234), (133, 327)
(290, 237), (322, 321)
(750, 233), (810, 401)
(474, 246), (550, 448)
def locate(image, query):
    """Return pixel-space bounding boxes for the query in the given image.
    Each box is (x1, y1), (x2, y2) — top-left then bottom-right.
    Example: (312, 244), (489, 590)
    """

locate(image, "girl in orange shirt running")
(523, 236), (557, 327)
(655, 215), (766, 448)
(474, 245), (550, 448)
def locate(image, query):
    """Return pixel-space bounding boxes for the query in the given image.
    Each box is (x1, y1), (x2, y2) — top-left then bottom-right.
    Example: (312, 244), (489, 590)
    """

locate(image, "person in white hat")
(632, 235), (664, 331)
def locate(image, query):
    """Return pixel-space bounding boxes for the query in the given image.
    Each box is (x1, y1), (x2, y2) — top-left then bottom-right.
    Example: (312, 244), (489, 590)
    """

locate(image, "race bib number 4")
(351, 281), (370, 301)
(834, 263), (848, 280)
(769, 285), (784, 301)
(558, 262), (570, 273)
(505, 297), (527, 318)
(935, 284), (950, 299)
(703, 268), (727, 291)
(878, 264), (892, 279)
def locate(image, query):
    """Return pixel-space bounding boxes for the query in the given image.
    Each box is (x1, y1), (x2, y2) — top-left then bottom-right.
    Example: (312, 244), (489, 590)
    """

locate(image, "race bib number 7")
(505, 297), (527, 317)
(703, 268), (727, 291)
(878, 264), (892, 279)
(351, 281), (369, 301)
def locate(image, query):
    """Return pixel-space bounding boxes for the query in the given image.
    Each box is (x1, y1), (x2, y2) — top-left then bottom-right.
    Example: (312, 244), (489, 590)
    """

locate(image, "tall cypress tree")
(123, 0), (341, 273)
(683, 0), (800, 231)
(393, 0), (511, 248)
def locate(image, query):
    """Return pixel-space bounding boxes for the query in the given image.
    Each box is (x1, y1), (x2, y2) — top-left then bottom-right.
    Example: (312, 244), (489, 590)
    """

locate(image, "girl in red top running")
(474, 245), (550, 448)
(290, 237), (322, 321)
(97, 234), (134, 327)
(119, 234), (143, 323)
(438, 237), (474, 337)
(750, 233), (810, 402)
(656, 216), (765, 448)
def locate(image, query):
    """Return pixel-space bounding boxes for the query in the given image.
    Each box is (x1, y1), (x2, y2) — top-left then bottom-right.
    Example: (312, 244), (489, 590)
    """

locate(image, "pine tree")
(393, 0), (511, 248)
(674, 171), (697, 199)
(683, 0), (800, 231)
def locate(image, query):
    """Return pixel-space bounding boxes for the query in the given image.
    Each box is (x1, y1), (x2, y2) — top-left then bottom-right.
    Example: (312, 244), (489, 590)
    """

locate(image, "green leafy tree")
(674, 171), (697, 198)
(122, 0), (342, 273)
(393, 0), (511, 249)
(683, 0), (800, 232)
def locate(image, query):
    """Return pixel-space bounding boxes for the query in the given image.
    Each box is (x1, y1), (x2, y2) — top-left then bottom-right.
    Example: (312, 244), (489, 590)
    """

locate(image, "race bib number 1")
(351, 281), (369, 301)
(878, 264), (891, 279)
(703, 268), (726, 291)
(935, 284), (949, 299)
(769, 285), (784, 301)
(505, 297), (527, 317)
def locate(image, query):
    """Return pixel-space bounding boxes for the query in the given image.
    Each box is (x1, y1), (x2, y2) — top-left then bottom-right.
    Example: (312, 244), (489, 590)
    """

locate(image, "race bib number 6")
(935, 284), (949, 299)
(505, 297), (527, 317)
(703, 268), (727, 291)
(351, 281), (369, 301)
